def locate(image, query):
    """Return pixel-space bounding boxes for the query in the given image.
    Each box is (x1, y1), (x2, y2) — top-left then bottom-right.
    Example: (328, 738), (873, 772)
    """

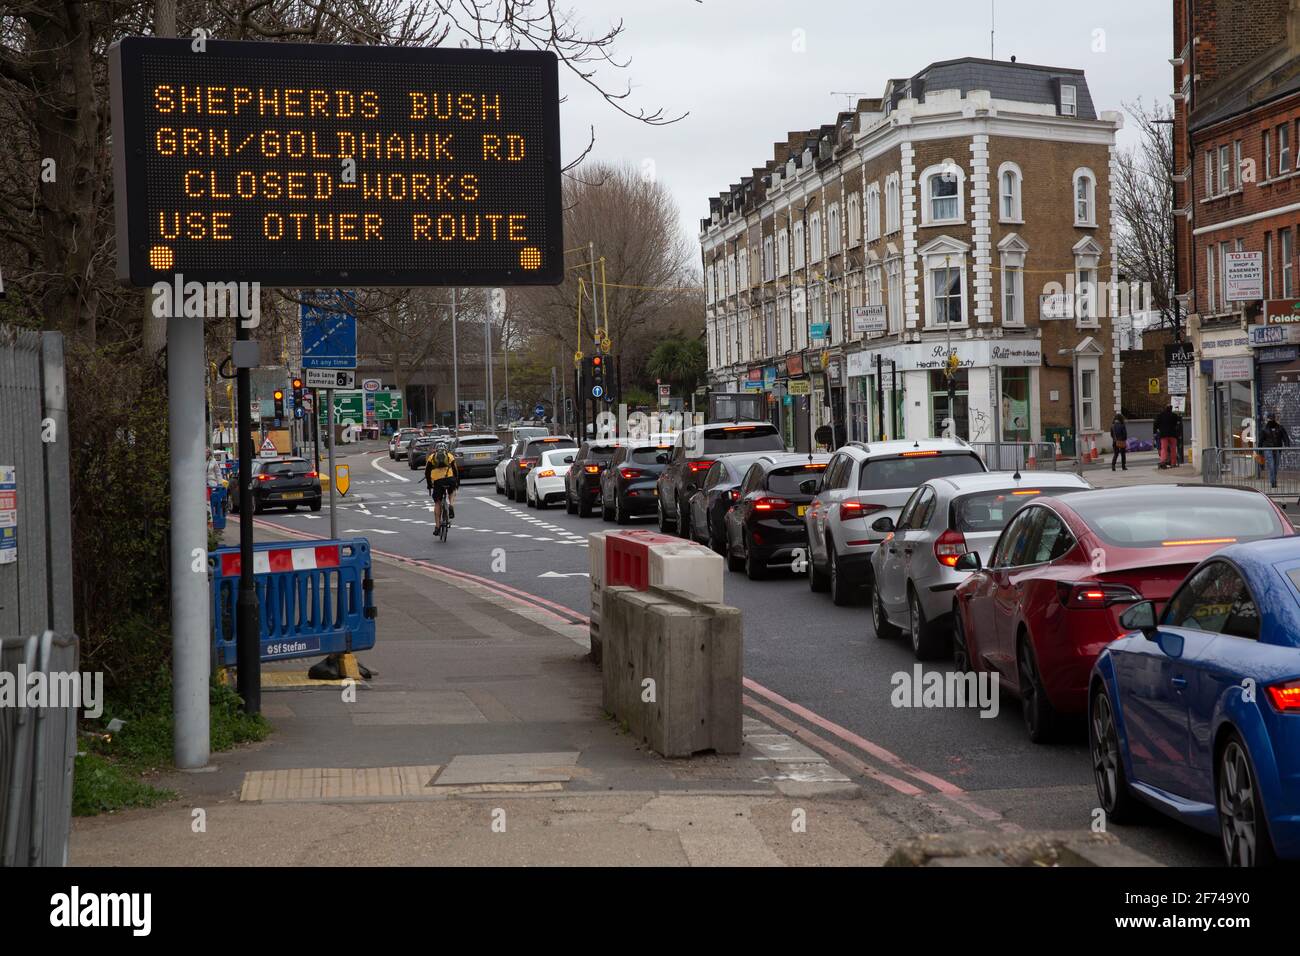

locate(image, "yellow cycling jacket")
(425, 451), (458, 484)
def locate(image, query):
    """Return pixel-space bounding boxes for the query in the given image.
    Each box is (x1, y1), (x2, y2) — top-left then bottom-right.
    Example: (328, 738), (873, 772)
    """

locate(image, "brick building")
(701, 58), (1124, 456)
(1176, 0), (1300, 456)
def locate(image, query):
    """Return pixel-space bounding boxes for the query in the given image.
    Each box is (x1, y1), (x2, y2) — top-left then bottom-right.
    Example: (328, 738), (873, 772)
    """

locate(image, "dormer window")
(1060, 84), (1077, 117)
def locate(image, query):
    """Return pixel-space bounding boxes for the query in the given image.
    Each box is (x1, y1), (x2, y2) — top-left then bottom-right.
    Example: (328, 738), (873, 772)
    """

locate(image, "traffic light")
(292, 377), (304, 406)
(273, 389), (285, 419)
(588, 354), (604, 399)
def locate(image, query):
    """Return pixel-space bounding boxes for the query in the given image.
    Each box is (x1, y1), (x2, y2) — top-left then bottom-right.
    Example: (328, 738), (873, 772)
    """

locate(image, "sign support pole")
(234, 316), (261, 716)
(451, 289), (459, 429)
(327, 387), (338, 540)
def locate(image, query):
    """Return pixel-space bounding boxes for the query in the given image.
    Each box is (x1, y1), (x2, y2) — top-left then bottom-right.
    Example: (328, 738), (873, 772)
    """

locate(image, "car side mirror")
(563, 455), (574, 464)
(871, 516), (895, 533)
(1119, 601), (1159, 640)
(656, 453), (669, 464)
(799, 478), (820, 495)
(954, 551), (981, 572)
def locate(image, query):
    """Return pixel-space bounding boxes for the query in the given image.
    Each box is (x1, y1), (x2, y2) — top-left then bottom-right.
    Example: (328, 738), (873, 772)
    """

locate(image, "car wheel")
(287, 503), (298, 512)
(829, 546), (854, 606)
(1219, 733), (1277, 867)
(527, 487), (536, 507)
(537, 494), (548, 511)
(726, 528), (745, 573)
(601, 494), (614, 521)
(253, 497), (264, 515)
(657, 500), (672, 533)
(1018, 636), (1061, 744)
(744, 535), (766, 580)
(615, 494), (630, 525)
(952, 607), (973, 673)
(708, 516), (725, 554)
(808, 544), (830, 593)
(1090, 685), (1139, 824)
(577, 494), (591, 518)
(566, 490), (577, 515)
(495, 479), (504, 495)
(310, 498), (321, 512)
(871, 578), (899, 639)
(677, 501), (692, 539)
(908, 586), (947, 661)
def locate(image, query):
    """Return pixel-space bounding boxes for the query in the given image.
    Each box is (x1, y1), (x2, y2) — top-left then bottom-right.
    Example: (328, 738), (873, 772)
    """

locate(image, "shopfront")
(1199, 327), (1254, 451)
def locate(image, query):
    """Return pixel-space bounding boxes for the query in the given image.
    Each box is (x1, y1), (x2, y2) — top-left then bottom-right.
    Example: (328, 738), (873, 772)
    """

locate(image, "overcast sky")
(554, 0), (1172, 251)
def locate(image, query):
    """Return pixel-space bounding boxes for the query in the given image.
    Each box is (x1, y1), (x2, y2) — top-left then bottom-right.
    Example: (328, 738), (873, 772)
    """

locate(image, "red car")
(953, 485), (1292, 743)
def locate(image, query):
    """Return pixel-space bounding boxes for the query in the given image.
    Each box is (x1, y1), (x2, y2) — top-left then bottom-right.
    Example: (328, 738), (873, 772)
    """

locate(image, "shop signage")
(787, 378), (812, 396)
(1258, 345), (1298, 364)
(1225, 251), (1263, 301)
(851, 304), (886, 334)
(786, 355), (803, 376)
(1265, 299), (1300, 324)
(1212, 356), (1253, 382)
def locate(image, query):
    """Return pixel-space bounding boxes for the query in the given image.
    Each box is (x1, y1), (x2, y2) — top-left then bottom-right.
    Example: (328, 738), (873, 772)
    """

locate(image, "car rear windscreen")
(1070, 491), (1287, 547)
(528, 438), (575, 455)
(630, 446), (671, 465)
(267, 461), (313, 476)
(953, 488), (1075, 533)
(700, 426), (784, 454)
(587, 445), (619, 461)
(457, 438), (498, 447)
(767, 463), (828, 495)
(859, 452), (984, 491)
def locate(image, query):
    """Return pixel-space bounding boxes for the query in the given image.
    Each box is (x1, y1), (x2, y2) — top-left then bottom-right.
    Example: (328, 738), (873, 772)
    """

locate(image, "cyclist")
(424, 439), (459, 531)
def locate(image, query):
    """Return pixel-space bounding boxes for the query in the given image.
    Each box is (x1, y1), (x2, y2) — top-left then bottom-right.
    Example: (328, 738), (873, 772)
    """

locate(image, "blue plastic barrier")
(208, 538), (377, 666)
(209, 485), (228, 530)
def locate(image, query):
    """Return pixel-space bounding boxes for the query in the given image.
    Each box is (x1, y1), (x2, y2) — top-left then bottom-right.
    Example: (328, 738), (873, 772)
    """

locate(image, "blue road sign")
(301, 291), (357, 370)
(591, 385), (604, 399)
(534, 404), (545, 418)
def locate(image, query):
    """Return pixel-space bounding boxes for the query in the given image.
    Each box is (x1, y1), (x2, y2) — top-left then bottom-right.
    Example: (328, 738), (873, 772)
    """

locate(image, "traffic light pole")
(326, 387), (338, 540)
(234, 316), (261, 716)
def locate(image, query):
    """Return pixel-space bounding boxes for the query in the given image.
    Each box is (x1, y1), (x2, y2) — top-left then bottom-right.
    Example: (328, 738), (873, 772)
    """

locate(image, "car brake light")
(839, 500), (885, 521)
(305, 471), (318, 479)
(1058, 582), (1143, 608)
(728, 489), (739, 502)
(257, 474), (273, 481)
(518, 458), (536, 468)
(901, 450), (940, 458)
(584, 464), (601, 474)
(536, 469), (556, 478)
(934, 529), (968, 568)
(688, 460), (712, 473)
(754, 497), (789, 512)
(620, 468), (643, 480)
(1011, 489), (1041, 496)
(1266, 680), (1300, 712)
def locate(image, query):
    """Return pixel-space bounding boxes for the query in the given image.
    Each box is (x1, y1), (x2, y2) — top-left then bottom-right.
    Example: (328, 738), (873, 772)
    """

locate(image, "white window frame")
(1078, 362), (1099, 432)
(847, 194), (861, 246)
(919, 238), (971, 329)
(828, 202), (842, 254)
(727, 253), (736, 293)
(1072, 167), (1097, 227)
(885, 174), (901, 234)
(1060, 83), (1077, 117)
(1072, 237), (1102, 328)
(866, 183), (881, 241)
(1280, 123), (1292, 174)
(809, 211), (823, 261)
(792, 221), (805, 268)
(1219, 240), (1231, 310)
(1205, 150), (1214, 197)
(997, 161), (1023, 222)
(1283, 228), (1294, 298)
(777, 227), (790, 276)
(1205, 245), (1216, 310)
(1266, 232), (1275, 299)
(1264, 129), (1273, 180)
(997, 233), (1028, 326)
(920, 163), (965, 226)
(886, 256), (902, 333)
(1218, 144), (1230, 194)
(762, 235), (774, 281)
(1233, 140), (1242, 188)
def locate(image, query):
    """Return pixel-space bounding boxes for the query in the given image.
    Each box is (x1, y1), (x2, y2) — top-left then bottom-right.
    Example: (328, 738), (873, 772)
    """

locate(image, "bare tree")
(1114, 99), (1176, 325)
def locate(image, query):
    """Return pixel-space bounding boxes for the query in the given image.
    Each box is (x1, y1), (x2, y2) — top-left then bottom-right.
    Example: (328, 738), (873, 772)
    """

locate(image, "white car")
(526, 447), (575, 509)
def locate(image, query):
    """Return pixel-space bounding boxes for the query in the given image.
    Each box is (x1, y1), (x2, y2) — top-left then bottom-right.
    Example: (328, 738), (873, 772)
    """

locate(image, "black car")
(452, 434), (505, 479)
(505, 435), (575, 501)
(233, 457), (321, 514)
(408, 436), (439, 470)
(565, 439), (624, 517)
(656, 421), (785, 538)
(723, 453), (831, 580)
(687, 453), (768, 553)
(599, 439), (674, 524)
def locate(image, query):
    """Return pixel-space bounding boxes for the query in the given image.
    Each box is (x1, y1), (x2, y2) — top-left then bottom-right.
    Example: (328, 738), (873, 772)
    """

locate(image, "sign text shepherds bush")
(110, 38), (562, 286)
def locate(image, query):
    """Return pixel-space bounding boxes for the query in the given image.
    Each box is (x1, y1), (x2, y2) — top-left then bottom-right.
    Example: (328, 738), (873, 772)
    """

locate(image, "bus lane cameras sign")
(109, 38), (563, 287)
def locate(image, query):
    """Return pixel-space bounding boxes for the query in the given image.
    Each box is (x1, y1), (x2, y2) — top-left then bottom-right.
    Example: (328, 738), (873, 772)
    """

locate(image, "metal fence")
(970, 441), (1059, 472)
(1201, 447), (1300, 498)
(0, 327), (75, 867)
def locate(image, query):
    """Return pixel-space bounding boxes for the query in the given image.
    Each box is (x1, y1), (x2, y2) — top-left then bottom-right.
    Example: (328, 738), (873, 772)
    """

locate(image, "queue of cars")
(482, 423), (1300, 864)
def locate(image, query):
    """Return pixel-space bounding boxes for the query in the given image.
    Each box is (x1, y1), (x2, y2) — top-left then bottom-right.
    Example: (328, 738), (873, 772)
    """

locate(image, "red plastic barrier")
(604, 530), (678, 591)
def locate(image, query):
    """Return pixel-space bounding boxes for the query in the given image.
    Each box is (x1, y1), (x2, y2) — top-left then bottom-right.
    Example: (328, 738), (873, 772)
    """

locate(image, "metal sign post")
(327, 388), (338, 540)
(234, 318), (261, 716)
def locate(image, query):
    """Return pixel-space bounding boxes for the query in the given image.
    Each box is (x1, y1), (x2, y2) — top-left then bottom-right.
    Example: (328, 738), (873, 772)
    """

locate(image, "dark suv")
(235, 457), (321, 514)
(599, 438), (673, 524)
(565, 439), (623, 517)
(656, 421), (785, 538)
(723, 453), (831, 579)
(505, 435), (575, 501)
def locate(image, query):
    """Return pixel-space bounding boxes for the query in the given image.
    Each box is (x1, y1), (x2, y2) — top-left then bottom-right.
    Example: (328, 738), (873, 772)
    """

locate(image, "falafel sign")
(109, 37), (562, 287)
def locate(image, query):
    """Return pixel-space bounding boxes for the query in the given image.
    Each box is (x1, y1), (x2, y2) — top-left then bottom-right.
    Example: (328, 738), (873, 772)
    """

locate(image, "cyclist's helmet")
(434, 440), (450, 452)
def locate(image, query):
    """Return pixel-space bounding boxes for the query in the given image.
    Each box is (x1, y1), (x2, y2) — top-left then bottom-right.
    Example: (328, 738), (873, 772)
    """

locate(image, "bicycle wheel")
(440, 514), (450, 542)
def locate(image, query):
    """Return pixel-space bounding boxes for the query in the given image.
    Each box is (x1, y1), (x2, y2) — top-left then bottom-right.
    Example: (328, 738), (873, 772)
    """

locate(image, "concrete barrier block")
(601, 586), (742, 758)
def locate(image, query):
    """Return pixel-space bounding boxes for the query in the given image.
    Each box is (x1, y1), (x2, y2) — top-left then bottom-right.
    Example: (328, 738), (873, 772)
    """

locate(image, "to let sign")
(109, 38), (563, 287)
(1225, 251), (1263, 301)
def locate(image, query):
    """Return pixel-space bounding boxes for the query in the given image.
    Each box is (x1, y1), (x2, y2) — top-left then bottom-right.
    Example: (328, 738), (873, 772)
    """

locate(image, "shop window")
(1001, 367), (1032, 441)
(930, 369), (969, 440)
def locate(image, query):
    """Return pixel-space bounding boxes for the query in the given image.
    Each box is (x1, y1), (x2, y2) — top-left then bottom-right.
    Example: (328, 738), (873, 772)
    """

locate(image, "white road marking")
(539, 571), (590, 578)
(370, 455), (411, 482)
(343, 528), (399, 535)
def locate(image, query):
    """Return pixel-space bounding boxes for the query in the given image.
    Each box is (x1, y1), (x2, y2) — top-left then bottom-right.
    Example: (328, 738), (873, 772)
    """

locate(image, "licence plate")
(283, 491), (304, 500)
(472, 452), (489, 459)
(797, 505), (807, 517)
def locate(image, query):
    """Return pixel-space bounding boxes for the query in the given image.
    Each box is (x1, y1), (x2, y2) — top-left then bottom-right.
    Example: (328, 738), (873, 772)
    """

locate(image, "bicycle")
(431, 484), (454, 542)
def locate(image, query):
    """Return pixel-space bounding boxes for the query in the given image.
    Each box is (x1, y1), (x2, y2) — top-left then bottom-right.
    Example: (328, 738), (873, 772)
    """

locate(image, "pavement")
(71, 514), (909, 867)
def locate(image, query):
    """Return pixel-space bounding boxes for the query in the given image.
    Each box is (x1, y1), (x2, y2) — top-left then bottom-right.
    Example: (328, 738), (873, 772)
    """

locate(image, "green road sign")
(374, 390), (405, 420)
(318, 390), (364, 424)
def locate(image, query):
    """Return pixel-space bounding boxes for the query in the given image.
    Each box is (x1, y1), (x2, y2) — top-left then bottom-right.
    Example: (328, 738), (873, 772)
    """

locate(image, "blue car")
(1090, 537), (1300, 866)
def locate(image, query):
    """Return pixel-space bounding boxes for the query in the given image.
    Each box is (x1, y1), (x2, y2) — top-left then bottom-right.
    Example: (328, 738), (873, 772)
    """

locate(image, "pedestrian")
(1154, 404), (1180, 469)
(1261, 411), (1291, 489)
(1110, 414), (1128, 472)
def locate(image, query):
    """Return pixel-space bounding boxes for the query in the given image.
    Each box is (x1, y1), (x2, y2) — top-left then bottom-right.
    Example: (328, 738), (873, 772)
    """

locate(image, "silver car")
(804, 438), (987, 606)
(869, 470), (1093, 660)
